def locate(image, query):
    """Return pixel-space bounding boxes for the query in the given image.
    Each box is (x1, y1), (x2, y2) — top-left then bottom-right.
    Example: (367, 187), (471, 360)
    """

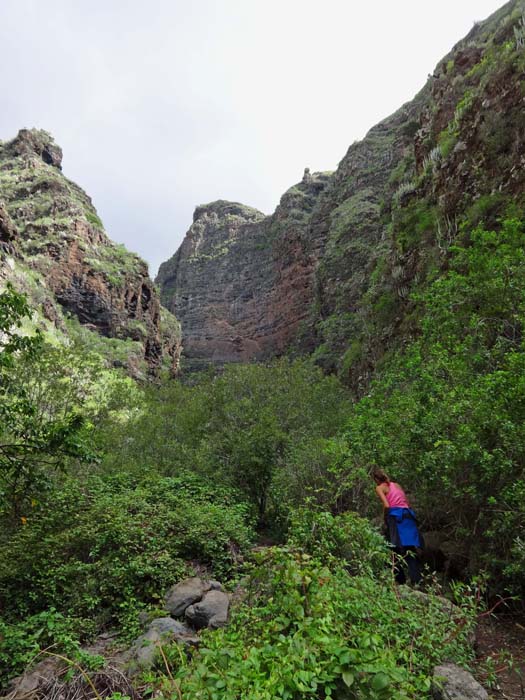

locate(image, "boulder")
(149, 617), (194, 636)
(399, 587), (457, 616)
(7, 657), (59, 699)
(129, 617), (199, 671)
(165, 577), (207, 617)
(185, 589), (229, 629)
(432, 663), (488, 699)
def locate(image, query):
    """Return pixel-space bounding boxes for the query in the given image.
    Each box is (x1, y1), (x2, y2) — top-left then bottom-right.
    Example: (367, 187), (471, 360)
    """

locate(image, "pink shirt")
(385, 482), (410, 509)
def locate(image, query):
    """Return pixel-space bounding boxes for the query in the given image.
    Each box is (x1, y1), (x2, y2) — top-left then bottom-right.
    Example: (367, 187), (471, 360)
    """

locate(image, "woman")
(372, 468), (422, 585)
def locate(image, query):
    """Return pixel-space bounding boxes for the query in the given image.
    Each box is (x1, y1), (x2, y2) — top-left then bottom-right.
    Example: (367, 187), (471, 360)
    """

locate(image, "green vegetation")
(159, 547), (474, 700)
(84, 208), (104, 229)
(99, 360), (350, 524)
(392, 198), (436, 254)
(329, 190), (380, 242)
(315, 219), (525, 598)
(4, 14), (525, 693)
(2, 209), (524, 696)
(0, 474), (253, 631)
(437, 127), (458, 159)
(85, 242), (144, 289)
(0, 286), (94, 522)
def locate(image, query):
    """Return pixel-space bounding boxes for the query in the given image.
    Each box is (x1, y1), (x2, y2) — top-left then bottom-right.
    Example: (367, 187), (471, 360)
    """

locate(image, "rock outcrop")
(156, 172), (331, 367)
(129, 576), (229, 673)
(0, 128), (181, 375)
(164, 576), (209, 617)
(129, 618), (199, 672)
(164, 576), (228, 629)
(158, 0), (525, 382)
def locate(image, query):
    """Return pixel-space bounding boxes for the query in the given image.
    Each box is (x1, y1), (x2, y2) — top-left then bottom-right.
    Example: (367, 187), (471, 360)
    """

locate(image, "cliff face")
(158, 0), (525, 380)
(0, 129), (181, 376)
(156, 171), (331, 366)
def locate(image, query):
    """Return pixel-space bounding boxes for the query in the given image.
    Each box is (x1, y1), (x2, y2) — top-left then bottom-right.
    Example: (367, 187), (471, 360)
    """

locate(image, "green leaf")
(342, 671), (354, 687)
(371, 673), (390, 691)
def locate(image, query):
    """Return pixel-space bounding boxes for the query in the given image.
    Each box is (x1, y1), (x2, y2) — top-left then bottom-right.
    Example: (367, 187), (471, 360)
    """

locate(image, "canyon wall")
(158, 1), (525, 383)
(0, 128), (181, 376)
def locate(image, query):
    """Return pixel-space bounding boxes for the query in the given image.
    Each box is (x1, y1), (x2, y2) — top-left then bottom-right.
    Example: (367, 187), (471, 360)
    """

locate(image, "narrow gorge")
(1, 1), (525, 698)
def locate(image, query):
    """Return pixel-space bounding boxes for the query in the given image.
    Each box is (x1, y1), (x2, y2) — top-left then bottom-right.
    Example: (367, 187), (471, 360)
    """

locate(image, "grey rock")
(185, 589), (229, 629)
(10, 128), (63, 169)
(208, 579), (223, 591)
(399, 587), (457, 616)
(138, 610), (151, 628)
(165, 576), (207, 617)
(129, 617), (199, 672)
(149, 617), (190, 635)
(432, 663), (488, 699)
(7, 658), (59, 698)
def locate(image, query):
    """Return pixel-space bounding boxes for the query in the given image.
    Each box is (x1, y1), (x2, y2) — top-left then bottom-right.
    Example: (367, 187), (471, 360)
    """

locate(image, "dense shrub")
(287, 508), (388, 577)
(0, 473), (255, 630)
(309, 219), (525, 596)
(155, 547), (478, 699)
(0, 288), (96, 522)
(0, 610), (102, 689)
(98, 360), (350, 525)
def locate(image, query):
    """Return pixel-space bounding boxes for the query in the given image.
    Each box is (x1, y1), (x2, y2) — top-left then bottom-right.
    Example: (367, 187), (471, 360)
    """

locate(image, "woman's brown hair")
(372, 468), (390, 484)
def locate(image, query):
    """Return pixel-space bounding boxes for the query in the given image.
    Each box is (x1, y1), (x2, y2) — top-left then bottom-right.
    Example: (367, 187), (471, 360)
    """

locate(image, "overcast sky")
(1, 0), (505, 275)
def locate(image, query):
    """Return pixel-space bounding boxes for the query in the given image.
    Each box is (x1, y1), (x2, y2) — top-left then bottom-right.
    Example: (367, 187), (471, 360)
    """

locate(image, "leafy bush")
(287, 508), (388, 577)
(0, 287), (96, 522)
(0, 473), (255, 630)
(155, 548), (477, 699)
(0, 610), (102, 690)
(98, 360), (350, 525)
(322, 219), (525, 595)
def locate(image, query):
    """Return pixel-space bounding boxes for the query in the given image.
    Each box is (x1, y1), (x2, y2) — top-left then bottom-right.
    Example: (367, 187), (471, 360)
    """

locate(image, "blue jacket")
(387, 507), (422, 548)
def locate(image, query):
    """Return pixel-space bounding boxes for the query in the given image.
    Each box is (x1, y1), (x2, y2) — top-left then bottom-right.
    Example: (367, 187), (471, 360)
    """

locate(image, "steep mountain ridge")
(158, 0), (525, 381)
(0, 128), (181, 376)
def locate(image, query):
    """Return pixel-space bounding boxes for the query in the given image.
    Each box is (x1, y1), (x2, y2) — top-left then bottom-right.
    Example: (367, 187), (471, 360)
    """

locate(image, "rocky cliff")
(158, 0), (525, 381)
(0, 129), (181, 376)
(156, 171), (331, 366)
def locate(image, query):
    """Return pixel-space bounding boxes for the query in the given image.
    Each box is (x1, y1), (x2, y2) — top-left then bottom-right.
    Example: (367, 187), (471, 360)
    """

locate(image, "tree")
(0, 286), (93, 522)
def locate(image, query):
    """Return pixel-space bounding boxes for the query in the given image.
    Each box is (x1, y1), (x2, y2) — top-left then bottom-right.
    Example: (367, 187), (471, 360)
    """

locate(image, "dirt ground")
(475, 615), (525, 699)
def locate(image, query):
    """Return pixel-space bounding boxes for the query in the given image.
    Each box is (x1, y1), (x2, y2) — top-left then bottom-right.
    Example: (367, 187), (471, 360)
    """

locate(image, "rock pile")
(129, 576), (229, 671)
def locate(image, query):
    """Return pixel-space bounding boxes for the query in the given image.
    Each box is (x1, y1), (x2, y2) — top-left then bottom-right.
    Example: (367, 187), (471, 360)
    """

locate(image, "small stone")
(432, 663), (488, 699)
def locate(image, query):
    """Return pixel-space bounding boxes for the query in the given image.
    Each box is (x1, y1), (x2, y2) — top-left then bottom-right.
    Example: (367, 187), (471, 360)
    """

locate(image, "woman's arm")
(375, 484), (390, 510)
